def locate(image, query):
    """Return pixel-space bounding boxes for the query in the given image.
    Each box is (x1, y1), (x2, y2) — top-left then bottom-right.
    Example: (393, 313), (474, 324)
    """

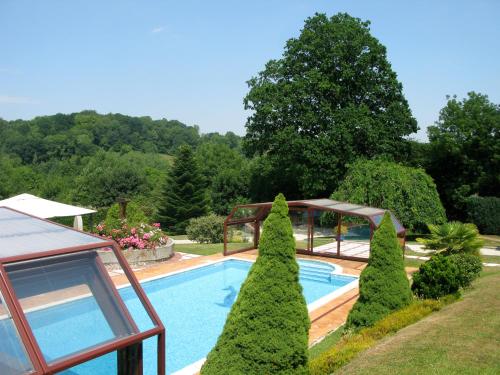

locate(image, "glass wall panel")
(97, 250), (156, 333)
(0, 290), (33, 375)
(0, 207), (107, 259)
(311, 210), (339, 255)
(226, 222), (255, 253)
(289, 209), (308, 251)
(5, 251), (137, 364)
(230, 207), (261, 221)
(339, 217), (371, 259)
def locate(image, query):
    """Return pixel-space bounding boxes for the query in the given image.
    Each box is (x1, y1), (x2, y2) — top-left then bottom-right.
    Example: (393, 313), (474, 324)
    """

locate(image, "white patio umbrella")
(0, 193), (96, 230)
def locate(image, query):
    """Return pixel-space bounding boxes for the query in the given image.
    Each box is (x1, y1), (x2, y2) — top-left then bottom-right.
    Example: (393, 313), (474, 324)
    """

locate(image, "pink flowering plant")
(95, 221), (169, 250)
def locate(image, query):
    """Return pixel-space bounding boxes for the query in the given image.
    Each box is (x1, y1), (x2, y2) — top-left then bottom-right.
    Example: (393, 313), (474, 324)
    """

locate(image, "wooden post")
(223, 222), (228, 256)
(254, 220), (260, 249)
(118, 198), (128, 220)
(337, 214), (342, 257)
(309, 209), (314, 254)
(117, 343), (143, 375)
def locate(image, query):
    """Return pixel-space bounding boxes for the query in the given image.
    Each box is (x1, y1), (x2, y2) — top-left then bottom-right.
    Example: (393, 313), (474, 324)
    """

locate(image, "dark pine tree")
(157, 145), (207, 234)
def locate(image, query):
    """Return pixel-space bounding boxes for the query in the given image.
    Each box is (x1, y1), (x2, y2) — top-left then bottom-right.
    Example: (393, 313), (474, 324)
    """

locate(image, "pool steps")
(299, 262), (336, 283)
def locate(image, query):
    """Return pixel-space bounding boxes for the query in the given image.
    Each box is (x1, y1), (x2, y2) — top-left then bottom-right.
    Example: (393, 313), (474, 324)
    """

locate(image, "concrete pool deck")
(119, 250), (368, 345)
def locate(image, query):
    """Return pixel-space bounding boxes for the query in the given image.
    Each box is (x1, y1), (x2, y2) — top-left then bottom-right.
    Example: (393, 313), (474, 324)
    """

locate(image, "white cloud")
(0, 95), (38, 104)
(151, 26), (165, 34)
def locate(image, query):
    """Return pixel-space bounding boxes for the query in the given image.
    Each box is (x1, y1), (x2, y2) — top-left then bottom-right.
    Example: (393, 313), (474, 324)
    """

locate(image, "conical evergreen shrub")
(156, 145), (207, 234)
(346, 212), (412, 330)
(201, 193), (310, 375)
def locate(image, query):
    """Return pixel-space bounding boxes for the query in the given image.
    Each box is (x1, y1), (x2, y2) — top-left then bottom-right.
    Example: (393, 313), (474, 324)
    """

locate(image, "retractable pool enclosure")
(0, 207), (165, 375)
(224, 199), (406, 261)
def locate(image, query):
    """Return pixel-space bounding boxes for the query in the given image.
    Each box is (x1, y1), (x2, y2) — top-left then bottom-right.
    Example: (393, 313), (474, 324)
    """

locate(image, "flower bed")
(95, 222), (174, 264)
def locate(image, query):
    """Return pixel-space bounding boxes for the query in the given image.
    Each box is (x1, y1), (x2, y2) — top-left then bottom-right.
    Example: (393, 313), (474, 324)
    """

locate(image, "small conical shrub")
(346, 212), (412, 330)
(201, 193), (310, 375)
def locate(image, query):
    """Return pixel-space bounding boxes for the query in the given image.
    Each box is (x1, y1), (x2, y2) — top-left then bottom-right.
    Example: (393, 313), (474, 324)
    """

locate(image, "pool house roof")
(0, 207), (165, 375)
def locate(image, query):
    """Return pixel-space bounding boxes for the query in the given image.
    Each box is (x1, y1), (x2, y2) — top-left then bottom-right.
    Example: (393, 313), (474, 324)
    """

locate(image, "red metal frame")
(0, 207), (166, 375)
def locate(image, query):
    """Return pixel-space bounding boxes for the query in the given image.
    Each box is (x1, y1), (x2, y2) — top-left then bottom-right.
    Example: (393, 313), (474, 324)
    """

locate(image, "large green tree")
(194, 141), (250, 214)
(156, 145), (207, 234)
(73, 151), (148, 208)
(333, 159), (446, 232)
(243, 13), (417, 198)
(201, 194), (310, 374)
(346, 212), (412, 330)
(427, 92), (500, 219)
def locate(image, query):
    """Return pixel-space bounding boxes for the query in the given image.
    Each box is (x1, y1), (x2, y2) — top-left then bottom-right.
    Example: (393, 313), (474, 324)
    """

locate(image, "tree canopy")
(243, 12), (417, 198)
(333, 159), (446, 232)
(426, 92), (500, 219)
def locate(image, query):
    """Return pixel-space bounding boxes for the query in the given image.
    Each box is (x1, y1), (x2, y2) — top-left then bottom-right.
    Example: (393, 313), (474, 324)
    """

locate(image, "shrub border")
(309, 295), (459, 374)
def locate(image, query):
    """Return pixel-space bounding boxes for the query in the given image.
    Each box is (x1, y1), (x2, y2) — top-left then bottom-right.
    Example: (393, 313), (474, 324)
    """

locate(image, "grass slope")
(338, 268), (500, 375)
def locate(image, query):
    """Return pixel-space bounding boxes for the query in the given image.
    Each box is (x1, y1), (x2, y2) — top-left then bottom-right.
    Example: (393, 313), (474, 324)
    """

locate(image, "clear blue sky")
(1, 0), (499, 141)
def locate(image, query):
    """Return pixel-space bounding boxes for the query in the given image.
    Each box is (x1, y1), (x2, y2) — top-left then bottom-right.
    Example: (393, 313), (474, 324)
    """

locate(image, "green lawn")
(479, 235), (500, 248)
(296, 237), (335, 249)
(173, 242), (250, 256)
(309, 327), (344, 361)
(170, 234), (189, 240)
(404, 248), (500, 266)
(404, 257), (426, 268)
(336, 268), (500, 375)
(481, 255), (500, 264)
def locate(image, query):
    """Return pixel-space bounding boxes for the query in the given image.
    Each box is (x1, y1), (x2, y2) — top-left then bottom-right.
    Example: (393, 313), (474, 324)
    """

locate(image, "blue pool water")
(6, 259), (356, 375)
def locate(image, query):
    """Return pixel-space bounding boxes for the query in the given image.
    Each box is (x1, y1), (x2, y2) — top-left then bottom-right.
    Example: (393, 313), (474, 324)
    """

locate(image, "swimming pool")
(22, 258), (357, 374)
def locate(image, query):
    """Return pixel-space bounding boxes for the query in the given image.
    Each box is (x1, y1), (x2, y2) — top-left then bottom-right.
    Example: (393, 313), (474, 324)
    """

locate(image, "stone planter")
(98, 238), (174, 265)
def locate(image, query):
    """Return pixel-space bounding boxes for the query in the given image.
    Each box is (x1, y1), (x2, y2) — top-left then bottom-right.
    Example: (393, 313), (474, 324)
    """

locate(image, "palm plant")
(417, 222), (484, 255)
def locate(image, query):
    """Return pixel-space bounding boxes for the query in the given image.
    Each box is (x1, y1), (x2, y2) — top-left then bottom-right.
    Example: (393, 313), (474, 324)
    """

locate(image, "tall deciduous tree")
(201, 194), (310, 374)
(157, 145), (207, 234)
(244, 13), (417, 198)
(427, 92), (500, 220)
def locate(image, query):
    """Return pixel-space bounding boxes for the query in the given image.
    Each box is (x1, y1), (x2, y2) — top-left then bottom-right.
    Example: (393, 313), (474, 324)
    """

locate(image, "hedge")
(466, 196), (500, 235)
(310, 297), (457, 375)
(186, 214), (225, 243)
(201, 194), (310, 374)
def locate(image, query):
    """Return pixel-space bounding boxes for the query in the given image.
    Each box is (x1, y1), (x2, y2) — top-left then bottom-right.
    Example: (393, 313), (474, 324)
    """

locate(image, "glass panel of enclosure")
(311, 210), (340, 255)
(0, 207), (108, 259)
(0, 289), (34, 375)
(289, 209), (309, 251)
(96, 249), (156, 333)
(226, 222), (255, 253)
(339, 216), (372, 259)
(230, 207), (261, 221)
(4, 250), (144, 365)
(389, 213), (404, 233)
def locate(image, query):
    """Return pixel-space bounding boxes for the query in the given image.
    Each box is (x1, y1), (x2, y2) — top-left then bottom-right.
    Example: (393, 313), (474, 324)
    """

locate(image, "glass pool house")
(224, 199), (406, 261)
(0, 207), (165, 375)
